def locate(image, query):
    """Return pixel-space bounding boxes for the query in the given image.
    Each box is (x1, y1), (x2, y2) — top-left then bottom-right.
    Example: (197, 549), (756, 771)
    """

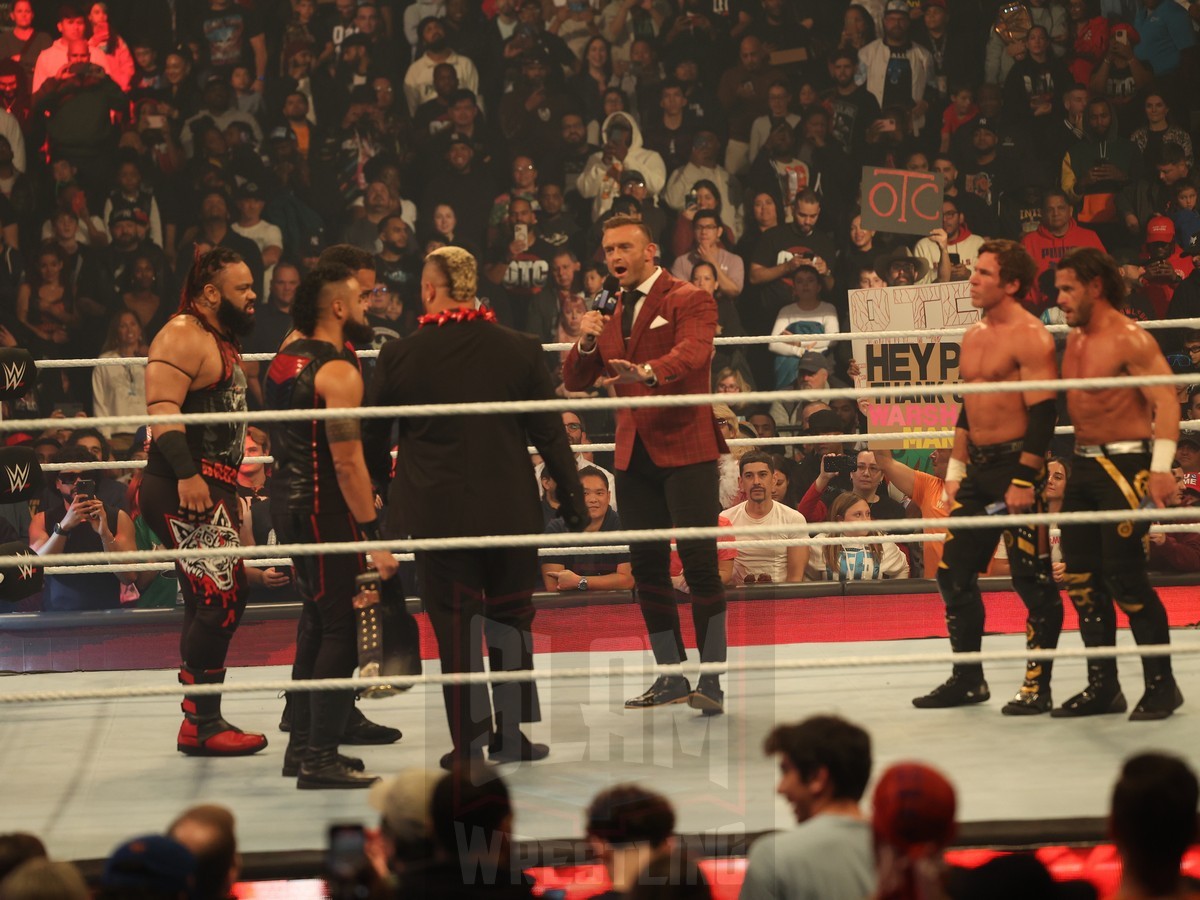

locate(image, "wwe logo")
(1, 359), (25, 393)
(5, 462), (29, 495)
(16, 559), (34, 581)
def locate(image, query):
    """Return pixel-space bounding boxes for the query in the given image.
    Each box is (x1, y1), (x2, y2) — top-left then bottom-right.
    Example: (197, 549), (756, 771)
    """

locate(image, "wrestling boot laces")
(912, 672), (990, 709)
(281, 731), (365, 777)
(1129, 676), (1184, 721)
(297, 748), (380, 790)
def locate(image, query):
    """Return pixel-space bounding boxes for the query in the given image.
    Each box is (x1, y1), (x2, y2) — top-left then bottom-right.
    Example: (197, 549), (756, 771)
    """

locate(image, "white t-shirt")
(722, 500), (808, 584)
(232, 219), (283, 253)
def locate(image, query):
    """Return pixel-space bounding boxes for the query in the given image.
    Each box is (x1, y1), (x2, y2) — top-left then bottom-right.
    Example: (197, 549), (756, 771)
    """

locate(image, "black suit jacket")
(365, 316), (586, 540)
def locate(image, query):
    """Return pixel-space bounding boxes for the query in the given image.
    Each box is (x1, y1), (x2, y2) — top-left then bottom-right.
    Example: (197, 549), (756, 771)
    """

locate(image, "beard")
(344, 317), (375, 345)
(426, 36), (448, 52)
(217, 296), (255, 336)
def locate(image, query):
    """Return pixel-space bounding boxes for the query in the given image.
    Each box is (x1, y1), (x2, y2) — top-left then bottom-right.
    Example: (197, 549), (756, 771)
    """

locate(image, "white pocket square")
(649, 315), (669, 330)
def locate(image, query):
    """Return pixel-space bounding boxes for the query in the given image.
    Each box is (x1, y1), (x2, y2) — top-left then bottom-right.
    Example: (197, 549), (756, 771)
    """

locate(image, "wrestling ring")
(2, 321), (1200, 897)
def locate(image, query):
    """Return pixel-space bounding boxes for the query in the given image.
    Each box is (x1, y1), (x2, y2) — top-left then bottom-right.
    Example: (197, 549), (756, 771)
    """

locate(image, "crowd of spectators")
(2, 727), (1196, 898)
(0, 0), (1200, 609)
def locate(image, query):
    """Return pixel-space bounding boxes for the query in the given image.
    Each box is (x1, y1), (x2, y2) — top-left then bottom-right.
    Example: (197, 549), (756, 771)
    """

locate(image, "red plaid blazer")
(562, 268), (727, 470)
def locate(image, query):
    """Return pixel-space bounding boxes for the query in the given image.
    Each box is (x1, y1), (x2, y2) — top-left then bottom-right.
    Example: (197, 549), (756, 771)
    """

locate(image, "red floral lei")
(418, 306), (498, 328)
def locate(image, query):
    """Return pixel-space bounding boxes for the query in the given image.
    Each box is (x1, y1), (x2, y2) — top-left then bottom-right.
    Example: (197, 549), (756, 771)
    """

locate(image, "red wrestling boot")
(177, 666), (269, 756)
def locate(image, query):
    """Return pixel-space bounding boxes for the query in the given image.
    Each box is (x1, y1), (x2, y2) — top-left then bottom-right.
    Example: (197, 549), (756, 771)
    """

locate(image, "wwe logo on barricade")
(5, 462), (29, 495)
(16, 559), (35, 581)
(1, 359), (25, 393)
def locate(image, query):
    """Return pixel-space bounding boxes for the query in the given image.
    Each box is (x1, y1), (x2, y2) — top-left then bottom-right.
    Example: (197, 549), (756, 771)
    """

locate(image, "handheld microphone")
(591, 275), (620, 317)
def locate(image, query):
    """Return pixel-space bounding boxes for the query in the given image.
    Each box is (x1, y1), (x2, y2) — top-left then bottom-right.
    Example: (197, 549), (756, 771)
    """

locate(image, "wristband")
(155, 430), (198, 480)
(357, 519), (382, 542)
(1151, 438), (1177, 474)
(946, 458), (966, 482)
(1011, 462), (1041, 487)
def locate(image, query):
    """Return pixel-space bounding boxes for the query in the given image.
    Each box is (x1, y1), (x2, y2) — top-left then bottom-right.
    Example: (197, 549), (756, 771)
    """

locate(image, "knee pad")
(936, 566), (980, 610)
(1012, 574), (1062, 614)
(1101, 570), (1157, 616)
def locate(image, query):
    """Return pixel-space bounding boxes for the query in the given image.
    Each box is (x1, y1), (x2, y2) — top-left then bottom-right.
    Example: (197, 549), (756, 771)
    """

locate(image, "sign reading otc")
(848, 282), (977, 450)
(859, 167), (943, 237)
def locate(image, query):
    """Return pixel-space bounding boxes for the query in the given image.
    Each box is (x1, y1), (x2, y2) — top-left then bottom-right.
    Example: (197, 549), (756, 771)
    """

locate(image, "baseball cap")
(1180, 471), (1200, 498)
(102, 836), (197, 899)
(970, 115), (999, 136)
(806, 408), (844, 435)
(445, 132), (474, 151)
(202, 74), (225, 89)
(109, 206), (138, 226)
(620, 169), (647, 187)
(1179, 435), (1200, 450)
(1146, 215), (1175, 244)
(797, 351), (830, 374)
(268, 125), (296, 143)
(236, 181), (265, 201)
(302, 233), (325, 256)
(883, 0), (910, 15)
(872, 762), (957, 858)
(1111, 22), (1139, 45)
(368, 769), (440, 842)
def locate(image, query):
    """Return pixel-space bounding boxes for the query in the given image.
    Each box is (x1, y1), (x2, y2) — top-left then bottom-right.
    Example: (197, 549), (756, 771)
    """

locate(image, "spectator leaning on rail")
(721, 451), (808, 586)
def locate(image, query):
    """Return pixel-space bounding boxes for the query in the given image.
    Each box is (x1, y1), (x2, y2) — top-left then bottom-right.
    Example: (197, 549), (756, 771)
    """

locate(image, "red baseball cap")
(1146, 215), (1175, 244)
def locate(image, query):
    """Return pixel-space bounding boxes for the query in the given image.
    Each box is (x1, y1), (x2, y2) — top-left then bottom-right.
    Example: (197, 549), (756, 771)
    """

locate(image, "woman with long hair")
(92, 310), (148, 441)
(671, 179), (734, 258)
(86, 1), (133, 89)
(569, 36), (623, 126)
(15, 242), (77, 352)
(713, 402), (745, 508)
(1130, 92), (1194, 176)
(1065, 0), (1108, 86)
(807, 492), (909, 581)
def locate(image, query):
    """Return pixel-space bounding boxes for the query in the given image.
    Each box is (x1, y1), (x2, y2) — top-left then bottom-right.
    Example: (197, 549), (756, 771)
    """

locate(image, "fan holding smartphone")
(30, 446), (137, 612)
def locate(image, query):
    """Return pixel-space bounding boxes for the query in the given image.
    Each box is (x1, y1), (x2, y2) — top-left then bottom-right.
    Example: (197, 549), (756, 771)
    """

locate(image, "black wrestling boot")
(340, 705), (402, 744)
(1001, 685), (1053, 716)
(278, 692), (292, 732)
(625, 675), (692, 709)
(1130, 676), (1184, 721)
(687, 674), (724, 716)
(439, 749), (488, 771)
(281, 732), (365, 778)
(912, 673), (990, 709)
(297, 748), (379, 790)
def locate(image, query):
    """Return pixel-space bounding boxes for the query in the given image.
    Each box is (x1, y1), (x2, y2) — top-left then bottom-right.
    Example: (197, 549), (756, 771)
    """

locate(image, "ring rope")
(0, 642), (1194, 704)
(33, 420), (1200, 474)
(29, 317), (1200, 369)
(34, 524), (1200, 575)
(6, 507), (1194, 569)
(3, 373), (1196, 434)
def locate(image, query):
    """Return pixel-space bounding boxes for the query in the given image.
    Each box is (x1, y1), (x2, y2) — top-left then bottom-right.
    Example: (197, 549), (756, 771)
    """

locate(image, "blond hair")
(425, 246), (477, 302)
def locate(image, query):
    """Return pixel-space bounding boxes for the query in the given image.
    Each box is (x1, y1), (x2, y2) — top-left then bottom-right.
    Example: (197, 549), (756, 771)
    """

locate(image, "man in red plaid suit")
(563, 214), (729, 715)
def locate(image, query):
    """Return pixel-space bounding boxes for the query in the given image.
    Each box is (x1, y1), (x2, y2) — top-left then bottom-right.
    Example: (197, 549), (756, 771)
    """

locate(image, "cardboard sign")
(859, 167), (943, 237)
(849, 281), (977, 450)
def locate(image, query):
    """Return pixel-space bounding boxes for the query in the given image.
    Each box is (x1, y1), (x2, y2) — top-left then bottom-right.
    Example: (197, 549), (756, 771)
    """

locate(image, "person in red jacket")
(1020, 189), (1106, 312)
(564, 213), (729, 715)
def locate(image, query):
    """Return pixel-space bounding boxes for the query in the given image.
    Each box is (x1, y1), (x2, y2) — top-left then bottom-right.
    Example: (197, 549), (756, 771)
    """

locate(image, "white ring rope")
(3, 373), (1197, 435)
(6, 507), (1196, 569)
(34, 421), (1200, 474)
(0, 643), (1195, 704)
(29, 317), (1200, 369)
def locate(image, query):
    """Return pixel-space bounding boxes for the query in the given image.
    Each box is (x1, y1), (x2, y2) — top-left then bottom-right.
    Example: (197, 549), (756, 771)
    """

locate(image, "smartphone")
(685, 189), (698, 208)
(514, 223), (529, 245)
(74, 478), (96, 500)
(53, 402), (83, 417)
(1113, 29), (1129, 45)
(948, 252), (961, 265)
(822, 455), (856, 475)
(326, 824), (367, 896)
(146, 114), (167, 130)
(985, 500), (1007, 515)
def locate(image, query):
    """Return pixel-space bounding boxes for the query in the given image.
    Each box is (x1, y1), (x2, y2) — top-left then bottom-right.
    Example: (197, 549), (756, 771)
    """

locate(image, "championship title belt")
(994, 1), (1032, 45)
(353, 571), (395, 698)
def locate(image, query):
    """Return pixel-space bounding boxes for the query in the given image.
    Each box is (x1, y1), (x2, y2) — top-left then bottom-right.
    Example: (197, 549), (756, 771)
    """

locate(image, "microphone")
(591, 275), (621, 317)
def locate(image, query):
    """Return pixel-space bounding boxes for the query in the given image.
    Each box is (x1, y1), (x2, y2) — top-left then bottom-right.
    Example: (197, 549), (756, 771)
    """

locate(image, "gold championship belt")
(994, 1), (1032, 45)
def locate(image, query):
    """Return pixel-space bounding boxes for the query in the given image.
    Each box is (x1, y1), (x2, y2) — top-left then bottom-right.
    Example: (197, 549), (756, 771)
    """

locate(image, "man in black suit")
(365, 246), (587, 770)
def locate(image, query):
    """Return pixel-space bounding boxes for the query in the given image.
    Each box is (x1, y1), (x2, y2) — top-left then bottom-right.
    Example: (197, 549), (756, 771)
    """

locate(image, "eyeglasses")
(361, 286), (389, 299)
(58, 473), (79, 484)
(563, 422), (582, 432)
(514, 164), (537, 172)
(715, 418), (731, 426)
